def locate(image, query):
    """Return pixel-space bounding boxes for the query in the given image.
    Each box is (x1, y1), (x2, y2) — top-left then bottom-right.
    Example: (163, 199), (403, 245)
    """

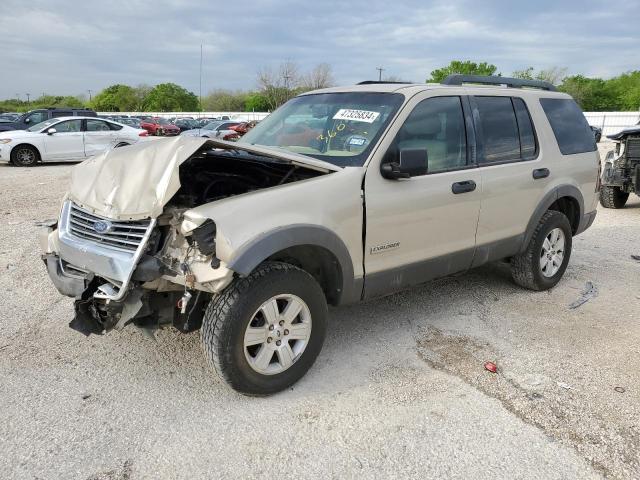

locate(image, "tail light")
(139, 131), (148, 137)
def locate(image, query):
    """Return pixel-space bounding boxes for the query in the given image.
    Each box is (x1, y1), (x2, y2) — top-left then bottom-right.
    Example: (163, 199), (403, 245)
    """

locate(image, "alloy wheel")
(243, 294), (312, 375)
(540, 227), (565, 277)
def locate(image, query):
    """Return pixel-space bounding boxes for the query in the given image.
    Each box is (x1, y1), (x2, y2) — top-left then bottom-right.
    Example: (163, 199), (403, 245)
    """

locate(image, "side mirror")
(46, 128), (57, 135)
(381, 148), (428, 180)
(24, 118), (31, 123)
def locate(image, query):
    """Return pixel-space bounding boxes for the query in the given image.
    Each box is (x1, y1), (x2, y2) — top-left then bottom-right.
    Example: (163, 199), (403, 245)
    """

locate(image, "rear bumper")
(576, 210), (597, 235)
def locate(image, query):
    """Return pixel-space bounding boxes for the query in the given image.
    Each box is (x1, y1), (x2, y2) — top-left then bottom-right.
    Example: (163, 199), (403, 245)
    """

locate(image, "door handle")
(532, 168), (550, 179)
(451, 180), (477, 194)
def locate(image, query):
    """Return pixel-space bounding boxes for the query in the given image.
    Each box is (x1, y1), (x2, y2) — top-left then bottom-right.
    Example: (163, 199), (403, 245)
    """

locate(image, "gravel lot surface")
(1, 150), (639, 479)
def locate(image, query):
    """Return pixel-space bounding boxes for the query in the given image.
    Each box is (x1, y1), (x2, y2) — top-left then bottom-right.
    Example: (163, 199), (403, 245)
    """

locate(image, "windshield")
(27, 118), (59, 132)
(157, 118), (170, 125)
(240, 92), (404, 166)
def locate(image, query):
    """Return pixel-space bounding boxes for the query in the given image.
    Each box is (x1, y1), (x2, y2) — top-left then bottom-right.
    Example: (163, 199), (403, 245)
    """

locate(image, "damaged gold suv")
(41, 76), (600, 395)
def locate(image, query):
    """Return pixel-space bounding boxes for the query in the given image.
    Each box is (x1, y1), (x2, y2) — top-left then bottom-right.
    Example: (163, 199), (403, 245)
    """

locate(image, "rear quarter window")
(539, 98), (596, 155)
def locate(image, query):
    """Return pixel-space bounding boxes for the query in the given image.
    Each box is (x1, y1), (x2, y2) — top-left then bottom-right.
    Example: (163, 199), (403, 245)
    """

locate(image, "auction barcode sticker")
(333, 109), (380, 123)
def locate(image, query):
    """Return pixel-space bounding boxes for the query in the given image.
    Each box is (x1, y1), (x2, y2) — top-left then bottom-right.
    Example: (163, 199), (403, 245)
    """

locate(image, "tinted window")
(475, 96), (520, 163)
(86, 119), (111, 132)
(539, 98), (596, 155)
(394, 96), (467, 174)
(26, 111), (47, 124)
(513, 98), (537, 158)
(54, 111), (73, 117)
(54, 120), (82, 132)
(107, 121), (123, 131)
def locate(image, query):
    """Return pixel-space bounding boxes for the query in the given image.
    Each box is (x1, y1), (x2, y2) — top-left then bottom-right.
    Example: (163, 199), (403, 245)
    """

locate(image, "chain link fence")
(584, 112), (640, 138)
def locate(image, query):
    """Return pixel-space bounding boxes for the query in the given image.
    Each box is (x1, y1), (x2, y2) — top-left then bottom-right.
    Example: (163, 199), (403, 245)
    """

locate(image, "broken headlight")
(190, 219), (216, 256)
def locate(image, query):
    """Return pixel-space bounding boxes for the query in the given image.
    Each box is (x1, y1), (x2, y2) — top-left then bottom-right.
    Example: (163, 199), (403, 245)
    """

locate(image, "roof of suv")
(302, 82), (570, 99)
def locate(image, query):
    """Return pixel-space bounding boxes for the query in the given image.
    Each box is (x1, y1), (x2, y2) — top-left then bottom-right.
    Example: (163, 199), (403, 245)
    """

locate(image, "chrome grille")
(68, 203), (151, 252)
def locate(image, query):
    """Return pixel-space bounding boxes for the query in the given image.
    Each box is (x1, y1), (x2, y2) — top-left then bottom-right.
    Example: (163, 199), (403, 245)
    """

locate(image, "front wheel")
(599, 185), (629, 209)
(11, 145), (39, 167)
(201, 262), (327, 395)
(511, 210), (573, 291)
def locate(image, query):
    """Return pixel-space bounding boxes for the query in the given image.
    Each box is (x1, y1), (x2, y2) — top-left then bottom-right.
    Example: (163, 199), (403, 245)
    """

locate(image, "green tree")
(512, 66), (567, 85)
(558, 75), (620, 111)
(427, 60), (499, 83)
(203, 89), (248, 111)
(244, 92), (270, 112)
(90, 84), (138, 112)
(143, 83), (199, 112)
(607, 71), (640, 110)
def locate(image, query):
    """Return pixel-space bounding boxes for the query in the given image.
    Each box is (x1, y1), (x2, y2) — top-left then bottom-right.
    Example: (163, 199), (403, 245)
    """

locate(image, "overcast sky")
(1, 0), (638, 99)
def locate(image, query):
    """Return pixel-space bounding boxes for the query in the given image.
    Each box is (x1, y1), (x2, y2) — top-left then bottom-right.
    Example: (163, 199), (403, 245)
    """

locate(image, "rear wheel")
(599, 185), (629, 209)
(201, 262), (327, 395)
(11, 145), (39, 167)
(511, 210), (572, 291)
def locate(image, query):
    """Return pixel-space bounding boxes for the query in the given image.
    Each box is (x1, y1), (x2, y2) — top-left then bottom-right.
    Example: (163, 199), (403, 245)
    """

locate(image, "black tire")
(11, 144), (39, 167)
(201, 261), (327, 395)
(599, 185), (629, 209)
(511, 210), (573, 291)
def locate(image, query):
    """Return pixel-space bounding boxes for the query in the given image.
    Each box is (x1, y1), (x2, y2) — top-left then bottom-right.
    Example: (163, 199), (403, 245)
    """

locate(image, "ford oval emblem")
(93, 220), (113, 234)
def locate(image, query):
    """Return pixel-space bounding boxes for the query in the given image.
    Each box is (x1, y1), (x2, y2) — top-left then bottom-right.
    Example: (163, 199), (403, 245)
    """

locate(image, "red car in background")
(140, 117), (180, 136)
(229, 121), (257, 136)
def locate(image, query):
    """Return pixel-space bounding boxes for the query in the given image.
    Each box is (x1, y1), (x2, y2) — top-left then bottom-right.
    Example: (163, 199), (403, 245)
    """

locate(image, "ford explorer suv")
(0, 108), (97, 132)
(40, 75), (599, 395)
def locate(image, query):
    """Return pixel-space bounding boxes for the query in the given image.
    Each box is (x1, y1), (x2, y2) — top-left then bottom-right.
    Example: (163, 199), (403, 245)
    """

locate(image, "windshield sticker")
(333, 109), (380, 123)
(348, 137), (367, 146)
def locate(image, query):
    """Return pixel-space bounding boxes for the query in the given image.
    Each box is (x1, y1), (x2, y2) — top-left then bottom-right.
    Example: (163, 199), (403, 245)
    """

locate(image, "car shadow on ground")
(133, 260), (518, 395)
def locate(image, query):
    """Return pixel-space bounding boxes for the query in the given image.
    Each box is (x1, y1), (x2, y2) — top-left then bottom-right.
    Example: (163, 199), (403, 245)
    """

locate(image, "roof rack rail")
(441, 75), (557, 91)
(357, 80), (412, 85)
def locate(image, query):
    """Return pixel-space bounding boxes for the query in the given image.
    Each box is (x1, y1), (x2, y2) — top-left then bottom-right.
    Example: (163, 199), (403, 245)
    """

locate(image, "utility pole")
(283, 73), (291, 103)
(15, 93), (20, 100)
(199, 44), (203, 113)
(87, 89), (92, 102)
(376, 67), (385, 81)
(26, 93), (30, 105)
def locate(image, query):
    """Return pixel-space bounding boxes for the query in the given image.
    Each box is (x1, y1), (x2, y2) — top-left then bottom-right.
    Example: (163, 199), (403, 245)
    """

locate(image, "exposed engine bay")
(169, 148), (325, 208)
(44, 143), (331, 336)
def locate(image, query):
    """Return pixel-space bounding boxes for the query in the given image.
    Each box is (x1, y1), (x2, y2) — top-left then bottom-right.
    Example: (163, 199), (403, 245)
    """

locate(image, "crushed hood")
(68, 136), (340, 220)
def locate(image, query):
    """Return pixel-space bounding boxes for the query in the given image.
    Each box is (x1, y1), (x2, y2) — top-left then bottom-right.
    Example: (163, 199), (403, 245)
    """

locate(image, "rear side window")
(475, 96), (521, 163)
(539, 98), (596, 155)
(107, 121), (123, 131)
(513, 98), (537, 158)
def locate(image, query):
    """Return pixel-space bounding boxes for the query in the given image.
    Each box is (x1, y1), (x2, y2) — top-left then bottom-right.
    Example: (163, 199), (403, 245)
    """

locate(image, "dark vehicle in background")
(173, 118), (200, 132)
(590, 125), (602, 143)
(140, 117), (180, 136)
(600, 125), (640, 208)
(0, 113), (20, 122)
(0, 108), (96, 132)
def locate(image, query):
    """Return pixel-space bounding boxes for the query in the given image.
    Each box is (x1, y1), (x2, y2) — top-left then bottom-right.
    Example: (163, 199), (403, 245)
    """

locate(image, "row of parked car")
(0, 107), (259, 166)
(99, 114), (257, 140)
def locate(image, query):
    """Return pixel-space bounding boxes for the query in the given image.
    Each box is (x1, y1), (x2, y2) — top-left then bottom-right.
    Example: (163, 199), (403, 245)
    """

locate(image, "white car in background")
(0, 117), (149, 166)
